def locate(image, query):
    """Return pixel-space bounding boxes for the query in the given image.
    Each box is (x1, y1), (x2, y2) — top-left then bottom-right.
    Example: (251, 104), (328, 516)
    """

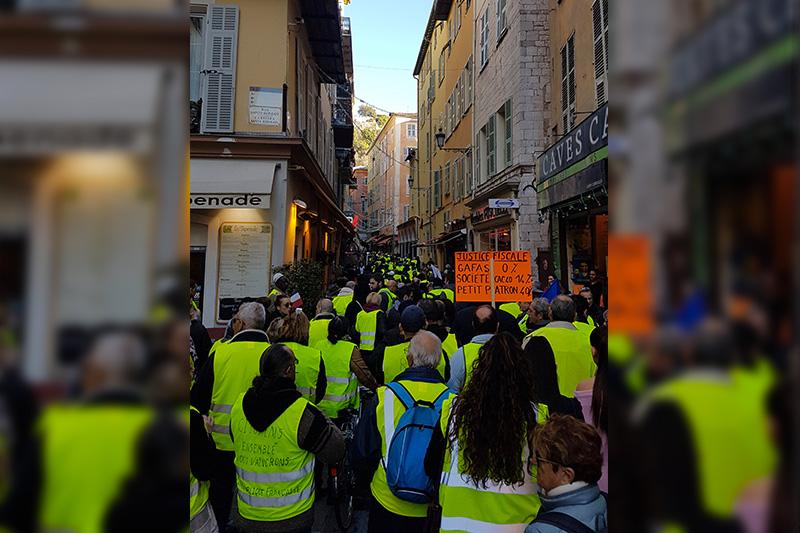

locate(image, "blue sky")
(342, 0), (431, 114)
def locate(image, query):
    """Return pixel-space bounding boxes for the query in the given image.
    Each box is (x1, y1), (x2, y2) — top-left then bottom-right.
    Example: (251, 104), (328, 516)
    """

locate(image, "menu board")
(217, 222), (272, 323)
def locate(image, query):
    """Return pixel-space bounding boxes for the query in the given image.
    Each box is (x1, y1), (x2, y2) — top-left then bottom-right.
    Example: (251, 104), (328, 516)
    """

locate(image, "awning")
(432, 229), (466, 245)
(190, 158), (284, 209)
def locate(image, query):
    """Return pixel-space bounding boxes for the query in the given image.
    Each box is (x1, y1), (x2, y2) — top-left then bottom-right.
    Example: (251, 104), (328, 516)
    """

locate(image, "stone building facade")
(468, 0), (550, 279)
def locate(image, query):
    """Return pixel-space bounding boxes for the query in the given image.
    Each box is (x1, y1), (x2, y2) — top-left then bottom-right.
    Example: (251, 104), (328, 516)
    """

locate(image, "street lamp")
(435, 128), (470, 152)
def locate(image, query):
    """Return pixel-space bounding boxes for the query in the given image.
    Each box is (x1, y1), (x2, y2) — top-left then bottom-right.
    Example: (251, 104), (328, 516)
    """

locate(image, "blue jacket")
(525, 484), (607, 532)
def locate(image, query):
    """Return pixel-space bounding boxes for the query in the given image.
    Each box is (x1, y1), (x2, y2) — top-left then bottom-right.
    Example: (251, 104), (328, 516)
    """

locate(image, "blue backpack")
(383, 382), (452, 503)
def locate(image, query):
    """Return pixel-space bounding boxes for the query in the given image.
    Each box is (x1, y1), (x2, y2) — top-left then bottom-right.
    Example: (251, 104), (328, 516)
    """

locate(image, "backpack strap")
(386, 382), (415, 410)
(432, 388), (452, 412)
(534, 512), (596, 533)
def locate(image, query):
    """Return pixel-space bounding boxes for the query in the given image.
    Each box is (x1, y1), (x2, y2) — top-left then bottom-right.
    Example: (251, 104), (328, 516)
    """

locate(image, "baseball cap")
(400, 305), (426, 333)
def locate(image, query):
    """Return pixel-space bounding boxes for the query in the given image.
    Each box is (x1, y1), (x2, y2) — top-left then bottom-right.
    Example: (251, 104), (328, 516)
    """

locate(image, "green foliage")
(353, 104), (390, 166)
(275, 259), (325, 318)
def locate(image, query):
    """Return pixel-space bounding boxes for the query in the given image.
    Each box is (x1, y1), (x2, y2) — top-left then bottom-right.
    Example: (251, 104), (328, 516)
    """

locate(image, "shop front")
(190, 137), (353, 330)
(469, 205), (517, 252)
(536, 103), (608, 294)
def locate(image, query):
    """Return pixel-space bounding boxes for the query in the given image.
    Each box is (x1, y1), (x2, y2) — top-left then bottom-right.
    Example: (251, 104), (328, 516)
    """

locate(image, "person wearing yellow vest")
(523, 296), (596, 399)
(572, 294), (596, 339)
(447, 305), (499, 392)
(636, 320), (777, 532)
(308, 298), (335, 349)
(18, 333), (161, 533)
(526, 415), (607, 532)
(354, 331), (452, 532)
(191, 405), (219, 532)
(428, 333), (546, 532)
(383, 305), (450, 384)
(315, 317), (379, 419)
(191, 301), (270, 529)
(332, 283), (356, 317)
(354, 292), (387, 379)
(379, 281), (398, 313)
(527, 297), (552, 335)
(266, 312), (326, 405)
(230, 344), (344, 532)
(418, 299), (458, 360)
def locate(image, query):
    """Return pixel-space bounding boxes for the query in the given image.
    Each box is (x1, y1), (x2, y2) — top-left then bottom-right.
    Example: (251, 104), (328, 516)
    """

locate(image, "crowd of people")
(188, 253), (609, 532)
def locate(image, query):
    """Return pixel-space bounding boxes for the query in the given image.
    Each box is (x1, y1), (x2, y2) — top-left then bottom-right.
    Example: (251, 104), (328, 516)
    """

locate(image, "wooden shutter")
(593, 0), (607, 106)
(201, 5), (239, 133)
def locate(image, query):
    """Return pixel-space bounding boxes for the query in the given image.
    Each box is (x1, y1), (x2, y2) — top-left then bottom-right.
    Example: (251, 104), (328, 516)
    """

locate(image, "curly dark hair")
(448, 332), (536, 488)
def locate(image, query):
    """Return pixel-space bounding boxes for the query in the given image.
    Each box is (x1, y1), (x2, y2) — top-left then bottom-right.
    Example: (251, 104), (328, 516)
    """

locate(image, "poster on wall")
(217, 222), (273, 323)
(249, 87), (282, 126)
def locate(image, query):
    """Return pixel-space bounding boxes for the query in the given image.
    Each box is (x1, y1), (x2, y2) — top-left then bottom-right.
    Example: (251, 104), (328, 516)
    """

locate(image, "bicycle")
(328, 406), (359, 531)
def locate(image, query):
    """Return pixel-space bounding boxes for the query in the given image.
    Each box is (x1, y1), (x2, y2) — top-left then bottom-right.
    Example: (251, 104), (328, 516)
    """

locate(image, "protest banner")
(455, 251), (532, 304)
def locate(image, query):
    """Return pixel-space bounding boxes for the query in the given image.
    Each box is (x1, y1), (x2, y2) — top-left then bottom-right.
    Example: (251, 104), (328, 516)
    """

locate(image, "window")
(403, 205), (410, 221)
(449, 97), (455, 133)
(593, 0), (609, 105)
(465, 57), (473, 107)
(444, 162), (451, 197)
(434, 168), (441, 209)
(479, 9), (489, 68)
(434, 22), (438, 48)
(445, 100), (451, 135)
(439, 50), (446, 86)
(455, 2), (462, 37)
(200, 5), (239, 133)
(561, 35), (576, 132)
(496, 0), (507, 41)
(465, 150), (473, 193)
(454, 157), (462, 199)
(476, 132), (483, 183)
(407, 123), (417, 138)
(466, 0), (471, 8)
(189, 14), (205, 103)
(458, 73), (465, 116)
(503, 100), (512, 166)
(487, 115), (496, 176)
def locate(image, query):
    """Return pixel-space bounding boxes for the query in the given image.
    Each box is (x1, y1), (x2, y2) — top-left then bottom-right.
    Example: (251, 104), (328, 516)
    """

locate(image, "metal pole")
(490, 254), (496, 308)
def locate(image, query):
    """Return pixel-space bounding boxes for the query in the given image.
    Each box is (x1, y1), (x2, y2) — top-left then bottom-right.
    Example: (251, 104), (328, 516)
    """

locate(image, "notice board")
(455, 251), (532, 303)
(216, 222), (273, 323)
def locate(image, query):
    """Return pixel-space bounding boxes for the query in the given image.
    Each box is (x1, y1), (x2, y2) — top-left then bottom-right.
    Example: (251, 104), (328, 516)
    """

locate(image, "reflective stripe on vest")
(356, 310), (380, 351)
(644, 374), (776, 519)
(210, 339), (270, 450)
(438, 397), (540, 531)
(39, 405), (153, 533)
(316, 339), (359, 418)
(370, 380), (450, 518)
(529, 327), (595, 398)
(190, 407), (211, 520)
(231, 394), (315, 521)
(283, 342), (322, 404)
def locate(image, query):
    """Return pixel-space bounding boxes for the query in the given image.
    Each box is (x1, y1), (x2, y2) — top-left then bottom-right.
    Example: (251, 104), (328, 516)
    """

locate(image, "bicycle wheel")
(334, 455), (355, 530)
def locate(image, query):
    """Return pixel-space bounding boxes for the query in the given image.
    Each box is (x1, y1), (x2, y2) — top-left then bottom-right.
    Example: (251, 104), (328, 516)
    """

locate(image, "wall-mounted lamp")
(292, 197), (308, 210)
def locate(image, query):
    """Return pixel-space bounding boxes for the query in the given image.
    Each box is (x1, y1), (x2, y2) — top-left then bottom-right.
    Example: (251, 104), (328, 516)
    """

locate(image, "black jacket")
(190, 329), (271, 413)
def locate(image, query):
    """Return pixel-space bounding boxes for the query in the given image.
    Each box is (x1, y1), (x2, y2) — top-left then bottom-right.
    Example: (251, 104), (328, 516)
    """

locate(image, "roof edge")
(412, 0), (453, 76)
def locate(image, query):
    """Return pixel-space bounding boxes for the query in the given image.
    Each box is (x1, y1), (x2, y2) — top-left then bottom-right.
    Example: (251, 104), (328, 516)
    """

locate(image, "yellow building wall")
(217, 0), (288, 134)
(549, 0), (599, 135)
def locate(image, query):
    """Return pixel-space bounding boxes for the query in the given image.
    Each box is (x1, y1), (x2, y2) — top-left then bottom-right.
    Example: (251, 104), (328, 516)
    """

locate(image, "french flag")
(290, 292), (303, 310)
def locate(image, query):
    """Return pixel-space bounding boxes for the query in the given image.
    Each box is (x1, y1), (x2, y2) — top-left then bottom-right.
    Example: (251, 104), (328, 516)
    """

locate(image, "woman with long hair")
(266, 312), (326, 404)
(575, 325), (608, 492)
(523, 336), (584, 420)
(314, 317), (378, 420)
(429, 332), (545, 531)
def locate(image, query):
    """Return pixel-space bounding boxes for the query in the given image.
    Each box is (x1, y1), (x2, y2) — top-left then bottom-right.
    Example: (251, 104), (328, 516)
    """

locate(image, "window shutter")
(593, 0), (608, 106)
(201, 5), (239, 133)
